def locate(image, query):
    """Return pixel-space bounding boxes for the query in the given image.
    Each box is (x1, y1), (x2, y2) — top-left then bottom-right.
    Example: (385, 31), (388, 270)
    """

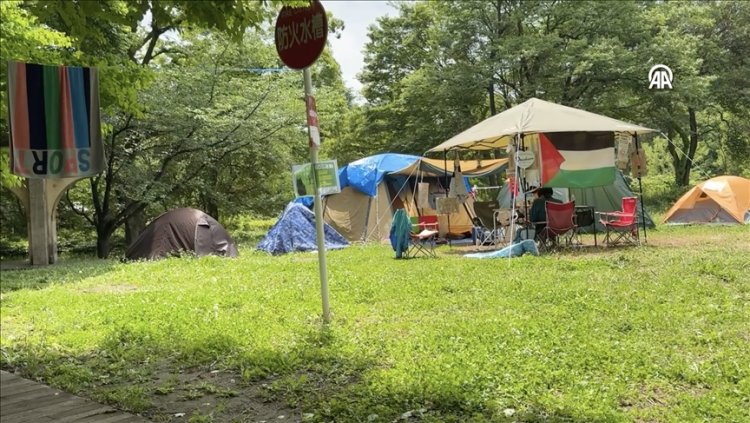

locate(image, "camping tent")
(663, 176), (750, 224)
(495, 171), (655, 231)
(258, 202), (349, 255)
(323, 154), (507, 242)
(125, 208), (238, 260)
(427, 98), (657, 189)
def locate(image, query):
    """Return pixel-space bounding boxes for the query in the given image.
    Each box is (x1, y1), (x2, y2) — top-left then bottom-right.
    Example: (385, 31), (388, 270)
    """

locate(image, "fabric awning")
(428, 98), (657, 152)
(396, 158), (509, 177)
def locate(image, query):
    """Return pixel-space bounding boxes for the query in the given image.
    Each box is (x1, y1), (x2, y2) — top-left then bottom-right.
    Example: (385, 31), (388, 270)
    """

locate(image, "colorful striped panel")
(8, 61), (103, 178)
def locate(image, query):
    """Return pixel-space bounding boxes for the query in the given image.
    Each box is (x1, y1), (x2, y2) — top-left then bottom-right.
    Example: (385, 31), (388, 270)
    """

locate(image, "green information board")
(292, 160), (340, 197)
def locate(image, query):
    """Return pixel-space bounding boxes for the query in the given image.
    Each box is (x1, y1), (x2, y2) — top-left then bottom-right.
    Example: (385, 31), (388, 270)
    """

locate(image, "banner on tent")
(292, 160), (340, 197)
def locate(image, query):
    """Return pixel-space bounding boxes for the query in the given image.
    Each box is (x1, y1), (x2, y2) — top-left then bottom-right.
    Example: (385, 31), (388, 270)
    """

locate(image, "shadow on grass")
(2, 319), (629, 423)
(0, 258), (119, 293)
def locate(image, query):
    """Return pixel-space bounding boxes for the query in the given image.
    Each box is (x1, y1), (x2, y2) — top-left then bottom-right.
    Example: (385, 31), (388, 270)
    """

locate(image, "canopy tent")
(258, 202), (349, 255)
(323, 154), (507, 242)
(125, 208), (238, 260)
(426, 98), (657, 241)
(663, 176), (750, 225)
(427, 98), (656, 152)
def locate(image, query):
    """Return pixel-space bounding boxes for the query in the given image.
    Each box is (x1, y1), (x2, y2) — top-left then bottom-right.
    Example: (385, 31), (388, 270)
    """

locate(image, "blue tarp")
(292, 196), (314, 209)
(338, 154), (420, 197)
(257, 203), (349, 255)
(337, 153), (472, 197)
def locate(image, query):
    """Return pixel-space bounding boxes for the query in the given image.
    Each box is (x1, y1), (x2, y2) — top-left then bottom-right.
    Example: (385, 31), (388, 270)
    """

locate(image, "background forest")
(1, 0), (749, 258)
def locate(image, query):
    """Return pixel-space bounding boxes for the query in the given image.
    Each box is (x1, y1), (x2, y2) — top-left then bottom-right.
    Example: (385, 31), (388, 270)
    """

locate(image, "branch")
(65, 190), (95, 226)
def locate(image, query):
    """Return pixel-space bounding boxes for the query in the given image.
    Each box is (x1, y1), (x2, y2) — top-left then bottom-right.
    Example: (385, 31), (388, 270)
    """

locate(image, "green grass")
(1, 225), (749, 422)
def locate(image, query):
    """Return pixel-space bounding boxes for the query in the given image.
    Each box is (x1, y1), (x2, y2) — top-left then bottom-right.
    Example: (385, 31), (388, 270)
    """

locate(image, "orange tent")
(663, 176), (750, 224)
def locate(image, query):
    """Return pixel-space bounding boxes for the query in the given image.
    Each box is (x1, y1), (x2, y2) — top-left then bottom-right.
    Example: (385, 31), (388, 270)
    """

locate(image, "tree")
(0, 1), (73, 188)
(349, 1), (750, 186)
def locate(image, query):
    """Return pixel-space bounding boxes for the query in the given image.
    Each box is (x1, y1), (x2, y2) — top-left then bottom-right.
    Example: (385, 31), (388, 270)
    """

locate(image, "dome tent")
(664, 176), (750, 224)
(125, 208), (239, 260)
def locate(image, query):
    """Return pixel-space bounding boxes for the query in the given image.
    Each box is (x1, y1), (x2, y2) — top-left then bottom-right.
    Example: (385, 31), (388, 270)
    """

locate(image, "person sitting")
(529, 187), (560, 234)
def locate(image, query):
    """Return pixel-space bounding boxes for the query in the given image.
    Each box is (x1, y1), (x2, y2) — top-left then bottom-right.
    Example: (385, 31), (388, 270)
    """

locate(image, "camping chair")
(472, 202), (507, 247)
(571, 206), (597, 246)
(407, 215), (438, 258)
(598, 197), (639, 246)
(536, 201), (576, 251)
(472, 215), (500, 246)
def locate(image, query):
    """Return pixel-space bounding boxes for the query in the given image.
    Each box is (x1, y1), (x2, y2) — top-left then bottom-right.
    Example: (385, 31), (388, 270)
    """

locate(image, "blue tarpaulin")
(338, 154), (420, 197)
(257, 203), (349, 255)
(337, 153), (472, 197)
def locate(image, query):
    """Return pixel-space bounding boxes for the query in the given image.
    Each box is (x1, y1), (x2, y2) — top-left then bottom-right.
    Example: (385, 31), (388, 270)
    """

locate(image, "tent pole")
(634, 133), (647, 244)
(444, 150), (451, 247)
(519, 133), (530, 241)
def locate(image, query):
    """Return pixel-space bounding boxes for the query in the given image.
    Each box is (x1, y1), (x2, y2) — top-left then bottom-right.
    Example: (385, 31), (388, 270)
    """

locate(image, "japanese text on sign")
(275, 12), (326, 52)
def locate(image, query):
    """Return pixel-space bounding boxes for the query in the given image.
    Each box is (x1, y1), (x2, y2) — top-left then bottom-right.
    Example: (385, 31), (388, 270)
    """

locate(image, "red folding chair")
(598, 197), (640, 246)
(407, 215), (438, 258)
(537, 201), (576, 251)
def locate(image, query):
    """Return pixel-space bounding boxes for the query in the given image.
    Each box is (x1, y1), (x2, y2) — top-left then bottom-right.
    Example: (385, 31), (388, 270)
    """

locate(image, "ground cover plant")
(1, 224), (749, 423)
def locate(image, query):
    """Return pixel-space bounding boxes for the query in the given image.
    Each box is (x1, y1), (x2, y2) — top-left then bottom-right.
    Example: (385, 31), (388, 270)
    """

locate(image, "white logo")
(649, 64), (673, 89)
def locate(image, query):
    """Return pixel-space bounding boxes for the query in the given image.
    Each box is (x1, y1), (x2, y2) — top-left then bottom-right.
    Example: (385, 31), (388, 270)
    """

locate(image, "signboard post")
(275, 0), (331, 323)
(292, 160), (340, 198)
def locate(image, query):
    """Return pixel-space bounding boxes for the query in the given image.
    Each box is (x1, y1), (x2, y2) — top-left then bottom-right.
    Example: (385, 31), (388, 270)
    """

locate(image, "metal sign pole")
(304, 67), (330, 323)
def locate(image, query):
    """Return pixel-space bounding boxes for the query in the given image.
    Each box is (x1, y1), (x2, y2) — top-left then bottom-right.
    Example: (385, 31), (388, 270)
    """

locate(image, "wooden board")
(0, 371), (149, 423)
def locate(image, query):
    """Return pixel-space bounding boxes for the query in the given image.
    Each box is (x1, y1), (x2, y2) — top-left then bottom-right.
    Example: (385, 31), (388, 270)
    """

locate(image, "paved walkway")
(1, 370), (149, 423)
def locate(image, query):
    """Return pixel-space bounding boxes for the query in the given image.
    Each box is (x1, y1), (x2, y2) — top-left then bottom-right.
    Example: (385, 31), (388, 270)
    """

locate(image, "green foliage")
(343, 1), (750, 186)
(1, 226), (749, 422)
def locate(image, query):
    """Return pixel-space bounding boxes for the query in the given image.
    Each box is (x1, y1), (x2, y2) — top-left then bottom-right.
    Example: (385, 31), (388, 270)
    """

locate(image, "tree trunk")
(125, 207), (146, 246)
(679, 107), (699, 186)
(96, 229), (111, 259)
(205, 200), (219, 221)
(487, 82), (499, 188)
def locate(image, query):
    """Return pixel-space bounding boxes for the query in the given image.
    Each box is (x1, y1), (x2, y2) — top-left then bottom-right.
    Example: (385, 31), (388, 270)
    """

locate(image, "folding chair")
(536, 201), (576, 252)
(598, 197), (639, 246)
(471, 202), (509, 247)
(572, 206), (597, 246)
(407, 215), (438, 258)
(472, 216), (499, 246)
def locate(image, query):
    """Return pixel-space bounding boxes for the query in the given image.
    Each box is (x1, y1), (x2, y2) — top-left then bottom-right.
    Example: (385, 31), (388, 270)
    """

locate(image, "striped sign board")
(7, 61), (104, 178)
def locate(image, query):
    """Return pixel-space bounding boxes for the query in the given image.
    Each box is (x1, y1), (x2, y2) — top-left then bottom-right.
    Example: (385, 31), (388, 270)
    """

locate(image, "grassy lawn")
(1, 225), (749, 422)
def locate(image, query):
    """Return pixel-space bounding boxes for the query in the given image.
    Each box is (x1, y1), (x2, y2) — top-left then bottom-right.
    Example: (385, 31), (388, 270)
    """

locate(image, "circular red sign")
(274, 0), (328, 70)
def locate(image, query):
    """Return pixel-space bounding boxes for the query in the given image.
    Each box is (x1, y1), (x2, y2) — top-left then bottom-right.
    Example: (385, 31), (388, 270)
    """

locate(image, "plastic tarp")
(338, 154), (420, 197)
(258, 203), (349, 255)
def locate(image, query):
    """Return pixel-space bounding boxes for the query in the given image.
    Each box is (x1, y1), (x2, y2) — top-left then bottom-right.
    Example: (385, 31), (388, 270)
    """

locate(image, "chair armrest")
(420, 223), (439, 231)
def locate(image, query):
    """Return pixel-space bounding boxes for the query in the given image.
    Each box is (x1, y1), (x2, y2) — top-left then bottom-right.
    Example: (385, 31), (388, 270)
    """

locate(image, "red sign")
(274, 1), (328, 70)
(306, 95), (321, 148)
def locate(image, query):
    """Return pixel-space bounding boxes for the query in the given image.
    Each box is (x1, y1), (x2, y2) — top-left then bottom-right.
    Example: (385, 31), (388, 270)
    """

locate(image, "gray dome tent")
(125, 208), (239, 260)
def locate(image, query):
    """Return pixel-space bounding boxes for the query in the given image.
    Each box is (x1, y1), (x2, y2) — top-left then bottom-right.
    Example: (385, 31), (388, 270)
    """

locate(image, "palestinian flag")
(8, 61), (103, 178)
(539, 132), (615, 188)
